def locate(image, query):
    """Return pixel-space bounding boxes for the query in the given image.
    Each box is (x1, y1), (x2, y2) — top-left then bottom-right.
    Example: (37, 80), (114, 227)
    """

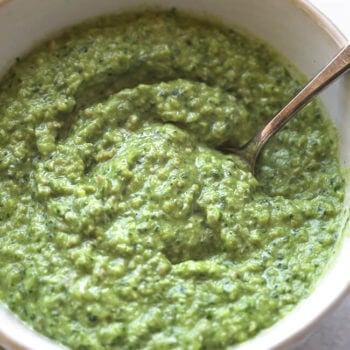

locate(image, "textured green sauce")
(0, 10), (345, 350)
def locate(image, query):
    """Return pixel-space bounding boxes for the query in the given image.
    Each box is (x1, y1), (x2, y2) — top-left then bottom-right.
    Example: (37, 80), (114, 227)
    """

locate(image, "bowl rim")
(296, 0), (348, 47)
(239, 2), (350, 349)
(0, 1), (349, 350)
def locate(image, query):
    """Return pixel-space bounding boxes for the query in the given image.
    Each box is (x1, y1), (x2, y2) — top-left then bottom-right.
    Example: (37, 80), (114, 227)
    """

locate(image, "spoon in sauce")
(223, 44), (350, 175)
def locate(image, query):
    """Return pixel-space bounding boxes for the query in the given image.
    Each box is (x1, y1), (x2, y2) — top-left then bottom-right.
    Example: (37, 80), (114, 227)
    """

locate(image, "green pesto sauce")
(0, 10), (345, 350)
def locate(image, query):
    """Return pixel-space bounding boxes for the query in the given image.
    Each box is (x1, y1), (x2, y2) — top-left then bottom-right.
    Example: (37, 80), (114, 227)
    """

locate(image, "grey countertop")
(290, 294), (350, 350)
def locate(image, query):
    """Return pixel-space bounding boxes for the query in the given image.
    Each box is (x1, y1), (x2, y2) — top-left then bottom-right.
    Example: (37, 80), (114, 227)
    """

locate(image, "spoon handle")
(250, 43), (350, 161)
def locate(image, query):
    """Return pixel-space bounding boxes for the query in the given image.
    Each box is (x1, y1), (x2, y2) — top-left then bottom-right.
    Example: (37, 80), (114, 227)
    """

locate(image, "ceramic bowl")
(0, 0), (349, 349)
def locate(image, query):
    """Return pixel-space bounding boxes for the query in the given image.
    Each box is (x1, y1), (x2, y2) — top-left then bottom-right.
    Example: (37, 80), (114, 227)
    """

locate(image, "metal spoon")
(223, 44), (350, 175)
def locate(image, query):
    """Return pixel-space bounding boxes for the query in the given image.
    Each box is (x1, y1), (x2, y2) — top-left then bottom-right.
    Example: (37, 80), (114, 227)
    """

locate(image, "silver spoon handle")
(252, 44), (350, 154)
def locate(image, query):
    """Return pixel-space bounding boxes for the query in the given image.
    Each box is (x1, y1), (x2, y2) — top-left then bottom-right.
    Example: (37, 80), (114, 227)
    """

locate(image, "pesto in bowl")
(0, 10), (345, 350)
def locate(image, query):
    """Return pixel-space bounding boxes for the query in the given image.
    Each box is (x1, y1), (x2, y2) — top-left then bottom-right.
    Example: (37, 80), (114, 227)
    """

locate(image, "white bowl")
(0, 1), (349, 349)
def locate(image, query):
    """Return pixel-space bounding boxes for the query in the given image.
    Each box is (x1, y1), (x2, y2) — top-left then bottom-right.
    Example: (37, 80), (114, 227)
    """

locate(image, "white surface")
(291, 3), (350, 350)
(312, 0), (350, 38)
